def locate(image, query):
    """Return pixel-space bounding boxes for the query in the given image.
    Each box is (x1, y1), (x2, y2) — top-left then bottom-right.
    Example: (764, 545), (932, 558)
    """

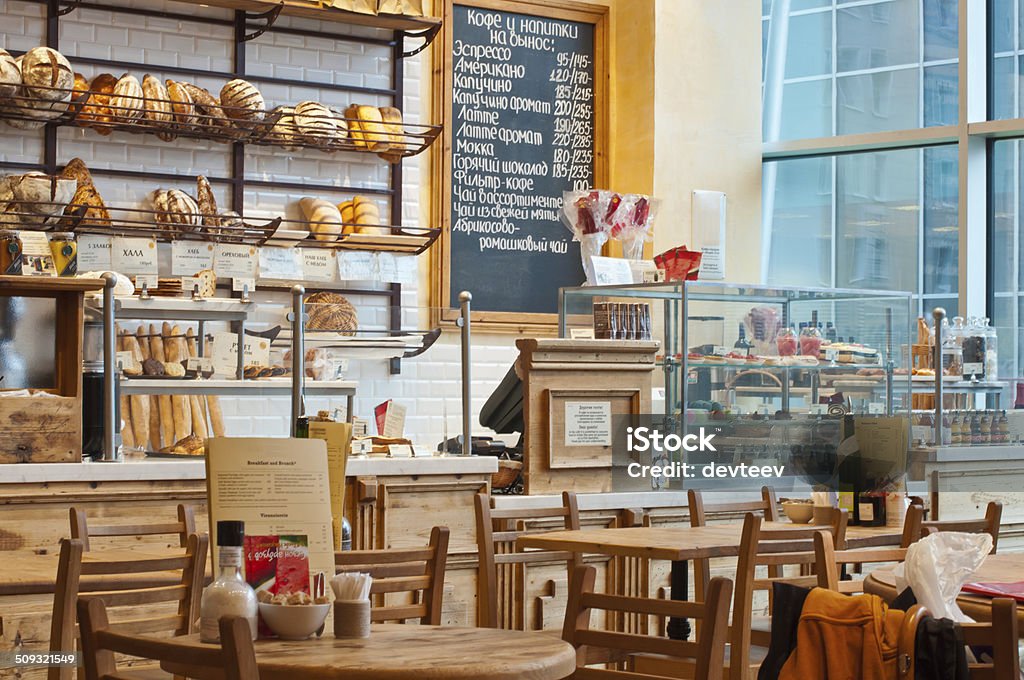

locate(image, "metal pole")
(100, 272), (120, 462)
(291, 285), (306, 437)
(885, 307), (894, 416)
(933, 307), (946, 447)
(458, 291), (472, 456)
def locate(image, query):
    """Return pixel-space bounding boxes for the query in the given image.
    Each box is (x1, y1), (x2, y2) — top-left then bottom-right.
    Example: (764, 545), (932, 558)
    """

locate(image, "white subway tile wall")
(0, 0), (520, 445)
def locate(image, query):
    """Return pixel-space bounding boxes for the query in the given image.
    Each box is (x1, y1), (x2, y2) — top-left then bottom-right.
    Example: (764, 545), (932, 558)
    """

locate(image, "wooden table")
(170, 624), (577, 680)
(864, 553), (1024, 630)
(518, 521), (903, 639)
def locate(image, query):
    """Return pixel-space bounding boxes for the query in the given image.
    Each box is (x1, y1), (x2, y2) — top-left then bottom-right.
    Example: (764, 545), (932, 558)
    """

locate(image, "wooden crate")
(0, 276), (105, 463)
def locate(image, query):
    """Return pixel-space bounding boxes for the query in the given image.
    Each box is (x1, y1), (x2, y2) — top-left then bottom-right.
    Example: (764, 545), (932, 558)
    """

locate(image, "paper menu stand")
(205, 438), (334, 583)
(307, 422), (352, 551)
(373, 400), (406, 438)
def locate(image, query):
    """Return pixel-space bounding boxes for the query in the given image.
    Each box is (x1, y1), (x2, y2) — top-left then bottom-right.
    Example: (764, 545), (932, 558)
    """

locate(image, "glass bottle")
(200, 520), (258, 643)
(825, 322), (837, 342)
(983, 318), (998, 382)
(969, 411), (982, 445)
(999, 410), (1010, 444)
(776, 325), (798, 357)
(734, 323), (752, 356)
(979, 411), (991, 444)
(988, 410), (1000, 444)
(950, 412), (961, 446)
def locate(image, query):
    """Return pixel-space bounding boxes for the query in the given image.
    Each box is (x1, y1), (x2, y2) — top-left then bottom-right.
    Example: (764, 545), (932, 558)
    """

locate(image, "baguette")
(166, 324), (191, 442)
(117, 334), (135, 449)
(130, 394), (150, 450)
(136, 326), (162, 450)
(190, 395), (208, 437)
(150, 324), (174, 448)
(207, 395), (225, 438)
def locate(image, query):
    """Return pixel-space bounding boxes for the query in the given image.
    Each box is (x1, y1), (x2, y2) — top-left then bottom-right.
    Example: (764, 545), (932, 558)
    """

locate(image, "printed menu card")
(205, 437), (334, 583)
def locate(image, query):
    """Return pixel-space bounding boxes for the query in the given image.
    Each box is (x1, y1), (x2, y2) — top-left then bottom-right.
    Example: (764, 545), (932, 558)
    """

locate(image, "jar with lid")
(0, 230), (23, 275)
(950, 412), (962, 446)
(799, 322), (823, 357)
(47, 232), (77, 277)
(199, 520), (258, 642)
(940, 319), (963, 378)
(962, 317), (987, 379)
(982, 318), (998, 381)
(776, 325), (798, 357)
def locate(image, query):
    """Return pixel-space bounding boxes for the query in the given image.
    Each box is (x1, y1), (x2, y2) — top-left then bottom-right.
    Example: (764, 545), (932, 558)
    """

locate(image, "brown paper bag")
(338, 0), (377, 14)
(377, 0), (402, 13)
(402, 0), (425, 15)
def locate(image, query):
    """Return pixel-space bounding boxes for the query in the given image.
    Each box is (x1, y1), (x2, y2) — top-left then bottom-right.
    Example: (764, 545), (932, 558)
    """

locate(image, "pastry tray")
(144, 450), (205, 459)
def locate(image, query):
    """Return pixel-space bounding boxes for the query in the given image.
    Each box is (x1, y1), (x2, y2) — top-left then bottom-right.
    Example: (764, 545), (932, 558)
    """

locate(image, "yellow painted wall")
(652, 0), (763, 281)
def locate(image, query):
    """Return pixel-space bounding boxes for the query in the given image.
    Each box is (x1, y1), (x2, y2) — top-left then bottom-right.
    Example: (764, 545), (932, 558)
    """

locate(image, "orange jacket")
(779, 587), (906, 680)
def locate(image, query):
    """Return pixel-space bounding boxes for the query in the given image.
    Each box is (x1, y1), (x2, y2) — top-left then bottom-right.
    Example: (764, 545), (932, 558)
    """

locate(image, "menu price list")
(450, 4), (595, 314)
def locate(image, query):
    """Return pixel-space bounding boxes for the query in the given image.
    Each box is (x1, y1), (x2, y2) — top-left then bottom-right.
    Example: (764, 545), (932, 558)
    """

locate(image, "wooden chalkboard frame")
(431, 0), (610, 332)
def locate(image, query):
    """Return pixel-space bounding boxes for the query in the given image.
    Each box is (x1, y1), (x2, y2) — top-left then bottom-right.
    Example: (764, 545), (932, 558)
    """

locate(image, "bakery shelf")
(275, 328), (442, 360)
(193, 0), (441, 35)
(0, 88), (441, 162)
(96, 296), (255, 322)
(119, 377), (357, 397)
(8, 202), (442, 256)
(680, 361), (887, 371)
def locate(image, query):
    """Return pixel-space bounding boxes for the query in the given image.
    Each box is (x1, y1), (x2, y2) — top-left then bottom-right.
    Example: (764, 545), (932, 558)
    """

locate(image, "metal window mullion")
(919, 147), (926, 303)
(831, 155), (838, 288)
(959, 0), (989, 318)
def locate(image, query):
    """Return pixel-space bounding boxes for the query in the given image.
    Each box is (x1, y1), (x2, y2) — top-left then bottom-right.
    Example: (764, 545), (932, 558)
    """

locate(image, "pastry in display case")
(560, 282), (915, 496)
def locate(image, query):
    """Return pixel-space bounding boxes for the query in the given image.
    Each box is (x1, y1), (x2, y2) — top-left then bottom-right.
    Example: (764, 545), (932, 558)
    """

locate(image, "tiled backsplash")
(0, 0), (521, 446)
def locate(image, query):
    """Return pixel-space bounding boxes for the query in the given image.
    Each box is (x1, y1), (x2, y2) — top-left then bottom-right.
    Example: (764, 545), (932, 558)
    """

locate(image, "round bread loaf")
(220, 78), (265, 124)
(141, 74), (172, 130)
(179, 82), (231, 137)
(110, 74), (144, 124)
(305, 292), (358, 335)
(269, 105), (299, 150)
(196, 175), (220, 238)
(153, 189), (201, 232)
(21, 47), (73, 101)
(293, 101), (340, 145)
(79, 73), (117, 135)
(165, 80), (196, 137)
(0, 48), (20, 99)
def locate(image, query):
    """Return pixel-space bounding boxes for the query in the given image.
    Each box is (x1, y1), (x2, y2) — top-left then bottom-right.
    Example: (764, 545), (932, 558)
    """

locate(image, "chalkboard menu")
(446, 1), (602, 318)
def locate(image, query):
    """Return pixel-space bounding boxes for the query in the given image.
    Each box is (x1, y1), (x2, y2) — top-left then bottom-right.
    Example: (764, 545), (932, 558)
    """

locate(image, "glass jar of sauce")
(47, 232), (77, 277)
(0, 230), (23, 275)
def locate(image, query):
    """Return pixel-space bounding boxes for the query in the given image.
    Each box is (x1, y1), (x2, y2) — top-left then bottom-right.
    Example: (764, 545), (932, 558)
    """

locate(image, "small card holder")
(334, 599), (370, 639)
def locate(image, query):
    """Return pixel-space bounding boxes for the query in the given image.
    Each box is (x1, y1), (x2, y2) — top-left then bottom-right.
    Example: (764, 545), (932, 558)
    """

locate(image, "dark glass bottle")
(734, 323), (752, 355)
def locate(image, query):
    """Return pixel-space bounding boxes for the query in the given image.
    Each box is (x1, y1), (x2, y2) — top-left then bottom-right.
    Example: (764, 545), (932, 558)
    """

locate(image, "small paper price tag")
(214, 243), (258, 278)
(210, 332), (270, 376)
(112, 237), (159, 275)
(171, 241), (215, 276)
(712, 346), (728, 357)
(412, 445), (434, 458)
(825, 348), (839, 362)
(116, 351), (133, 371)
(387, 444), (413, 458)
(78, 235), (112, 270)
(570, 328), (596, 340)
(232, 277), (255, 293)
(135, 274), (158, 290)
(351, 417), (369, 438)
(868, 403), (885, 415)
(302, 249), (336, 282)
(351, 438), (372, 455)
(186, 357), (213, 373)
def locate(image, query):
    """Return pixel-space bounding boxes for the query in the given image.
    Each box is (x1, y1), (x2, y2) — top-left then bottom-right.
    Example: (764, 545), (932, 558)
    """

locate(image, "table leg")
(666, 559), (691, 640)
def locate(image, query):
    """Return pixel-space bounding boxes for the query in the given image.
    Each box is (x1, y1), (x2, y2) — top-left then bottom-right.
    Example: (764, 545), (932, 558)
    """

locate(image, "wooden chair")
(897, 600), (1020, 680)
(902, 501), (1002, 554)
(563, 564), (732, 680)
(334, 525), (449, 625)
(474, 491), (581, 629)
(77, 597), (257, 680)
(814, 530), (908, 594)
(50, 534), (208, 680)
(677, 487), (779, 604)
(70, 504), (197, 551)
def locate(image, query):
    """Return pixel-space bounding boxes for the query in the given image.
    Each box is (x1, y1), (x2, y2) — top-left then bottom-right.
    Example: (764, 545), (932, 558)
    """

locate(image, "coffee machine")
(82, 310), (117, 459)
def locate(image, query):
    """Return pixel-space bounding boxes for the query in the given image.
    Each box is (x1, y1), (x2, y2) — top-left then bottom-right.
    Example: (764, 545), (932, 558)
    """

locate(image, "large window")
(765, 0), (1024, 378)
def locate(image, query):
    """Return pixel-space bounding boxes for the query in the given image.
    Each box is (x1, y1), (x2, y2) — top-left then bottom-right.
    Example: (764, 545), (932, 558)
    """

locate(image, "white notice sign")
(210, 332), (271, 376)
(301, 249), (336, 282)
(565, 401), (612, 447)
(338, 251), (375, 281)
(78, 235), (112, 270)
(171, 241), (215, 276)
(258, 246), (302, 280)
(214, 244), (259, 279)
(111, 237), (159, 276)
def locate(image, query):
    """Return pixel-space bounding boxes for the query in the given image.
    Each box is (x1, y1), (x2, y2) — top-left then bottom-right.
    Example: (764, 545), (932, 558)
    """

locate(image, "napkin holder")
(334, 599), (371, 638)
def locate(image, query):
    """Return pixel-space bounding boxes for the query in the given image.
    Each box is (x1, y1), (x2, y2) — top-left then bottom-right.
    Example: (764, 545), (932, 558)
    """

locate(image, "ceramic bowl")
(781, 501), (814, 524)
(258, 602), (330, 640)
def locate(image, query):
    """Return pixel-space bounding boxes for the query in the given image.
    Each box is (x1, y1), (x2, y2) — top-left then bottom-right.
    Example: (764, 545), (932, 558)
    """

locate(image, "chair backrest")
(77, 597), (257, 680)
(729, 510), (847, 680)
(681, 487), (779, 604)
(70, 504), (197, 551)
(687, 486), (779, 528)
(902, 501), (1002, 554)
(334, 525), (449, 625)
(50, 534), (208, 680)
(474, 491), (581, 629)
(896, 600), (1020, 680)
(562, 564), (732, 680)
(814, 530), (908, 594)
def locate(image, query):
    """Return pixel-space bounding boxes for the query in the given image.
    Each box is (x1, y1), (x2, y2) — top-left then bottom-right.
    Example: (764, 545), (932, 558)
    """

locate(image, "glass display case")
(559, 282), (915, 494)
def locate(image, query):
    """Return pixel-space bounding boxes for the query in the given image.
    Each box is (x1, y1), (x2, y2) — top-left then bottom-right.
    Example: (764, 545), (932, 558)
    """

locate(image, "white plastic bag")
(893, 531), (992, 622)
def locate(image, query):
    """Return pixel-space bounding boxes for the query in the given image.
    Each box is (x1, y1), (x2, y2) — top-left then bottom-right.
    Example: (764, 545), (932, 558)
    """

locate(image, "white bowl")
(258, 602), (331, 640)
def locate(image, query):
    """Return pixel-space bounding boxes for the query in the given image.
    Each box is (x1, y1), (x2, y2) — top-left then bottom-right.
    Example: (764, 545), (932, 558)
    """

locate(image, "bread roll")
(269, 105), (299, 150)
(69, 72), (89, 113)
(353, 196), (389, 236)
(165, 80), (196, 136)
(141, 74), (172, 134)
(299, 197), (343, 242)
(220, 78), (265, 125)
(179, 82), (231, 136)
(0, 48), (19, 99)
(349, 104), (387, 151)
(196, 175), (220, 237)
(294, 101), (342, 145)
(337, 200), (356, 235)
(20, 47), (73, 101)
(110, 73), (144, 124)
(60, 158), (110, 229)
(154, 189), (201, 232)
(81, 73), (117, 135)
(378, 106), (404, 153)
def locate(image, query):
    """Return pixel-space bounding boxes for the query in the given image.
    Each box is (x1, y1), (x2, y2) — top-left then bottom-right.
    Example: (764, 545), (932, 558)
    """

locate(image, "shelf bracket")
(56, 0), (83, 17)
(400, 23), (441, 58)
(243, 1), (284, 42)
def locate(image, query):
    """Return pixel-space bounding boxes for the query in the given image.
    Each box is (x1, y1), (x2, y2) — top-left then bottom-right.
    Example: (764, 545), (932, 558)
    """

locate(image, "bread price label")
(171, 241), (215, 276)
(210, 332), (271, 377)
(78, 235), (112, 270)
(258, 246), (302, 280)
(112, 237), (158, 275)
(214, 244), (258, 279)
(301, 249), (337, 282)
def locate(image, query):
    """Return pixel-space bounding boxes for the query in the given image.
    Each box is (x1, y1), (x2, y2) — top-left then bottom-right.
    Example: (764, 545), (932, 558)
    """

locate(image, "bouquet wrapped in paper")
(563, 190), (659, 284)
(562, 190), (609, 285)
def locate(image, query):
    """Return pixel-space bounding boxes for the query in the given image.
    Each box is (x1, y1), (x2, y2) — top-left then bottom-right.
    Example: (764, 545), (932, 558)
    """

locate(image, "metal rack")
(0, 0), (441, 233)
